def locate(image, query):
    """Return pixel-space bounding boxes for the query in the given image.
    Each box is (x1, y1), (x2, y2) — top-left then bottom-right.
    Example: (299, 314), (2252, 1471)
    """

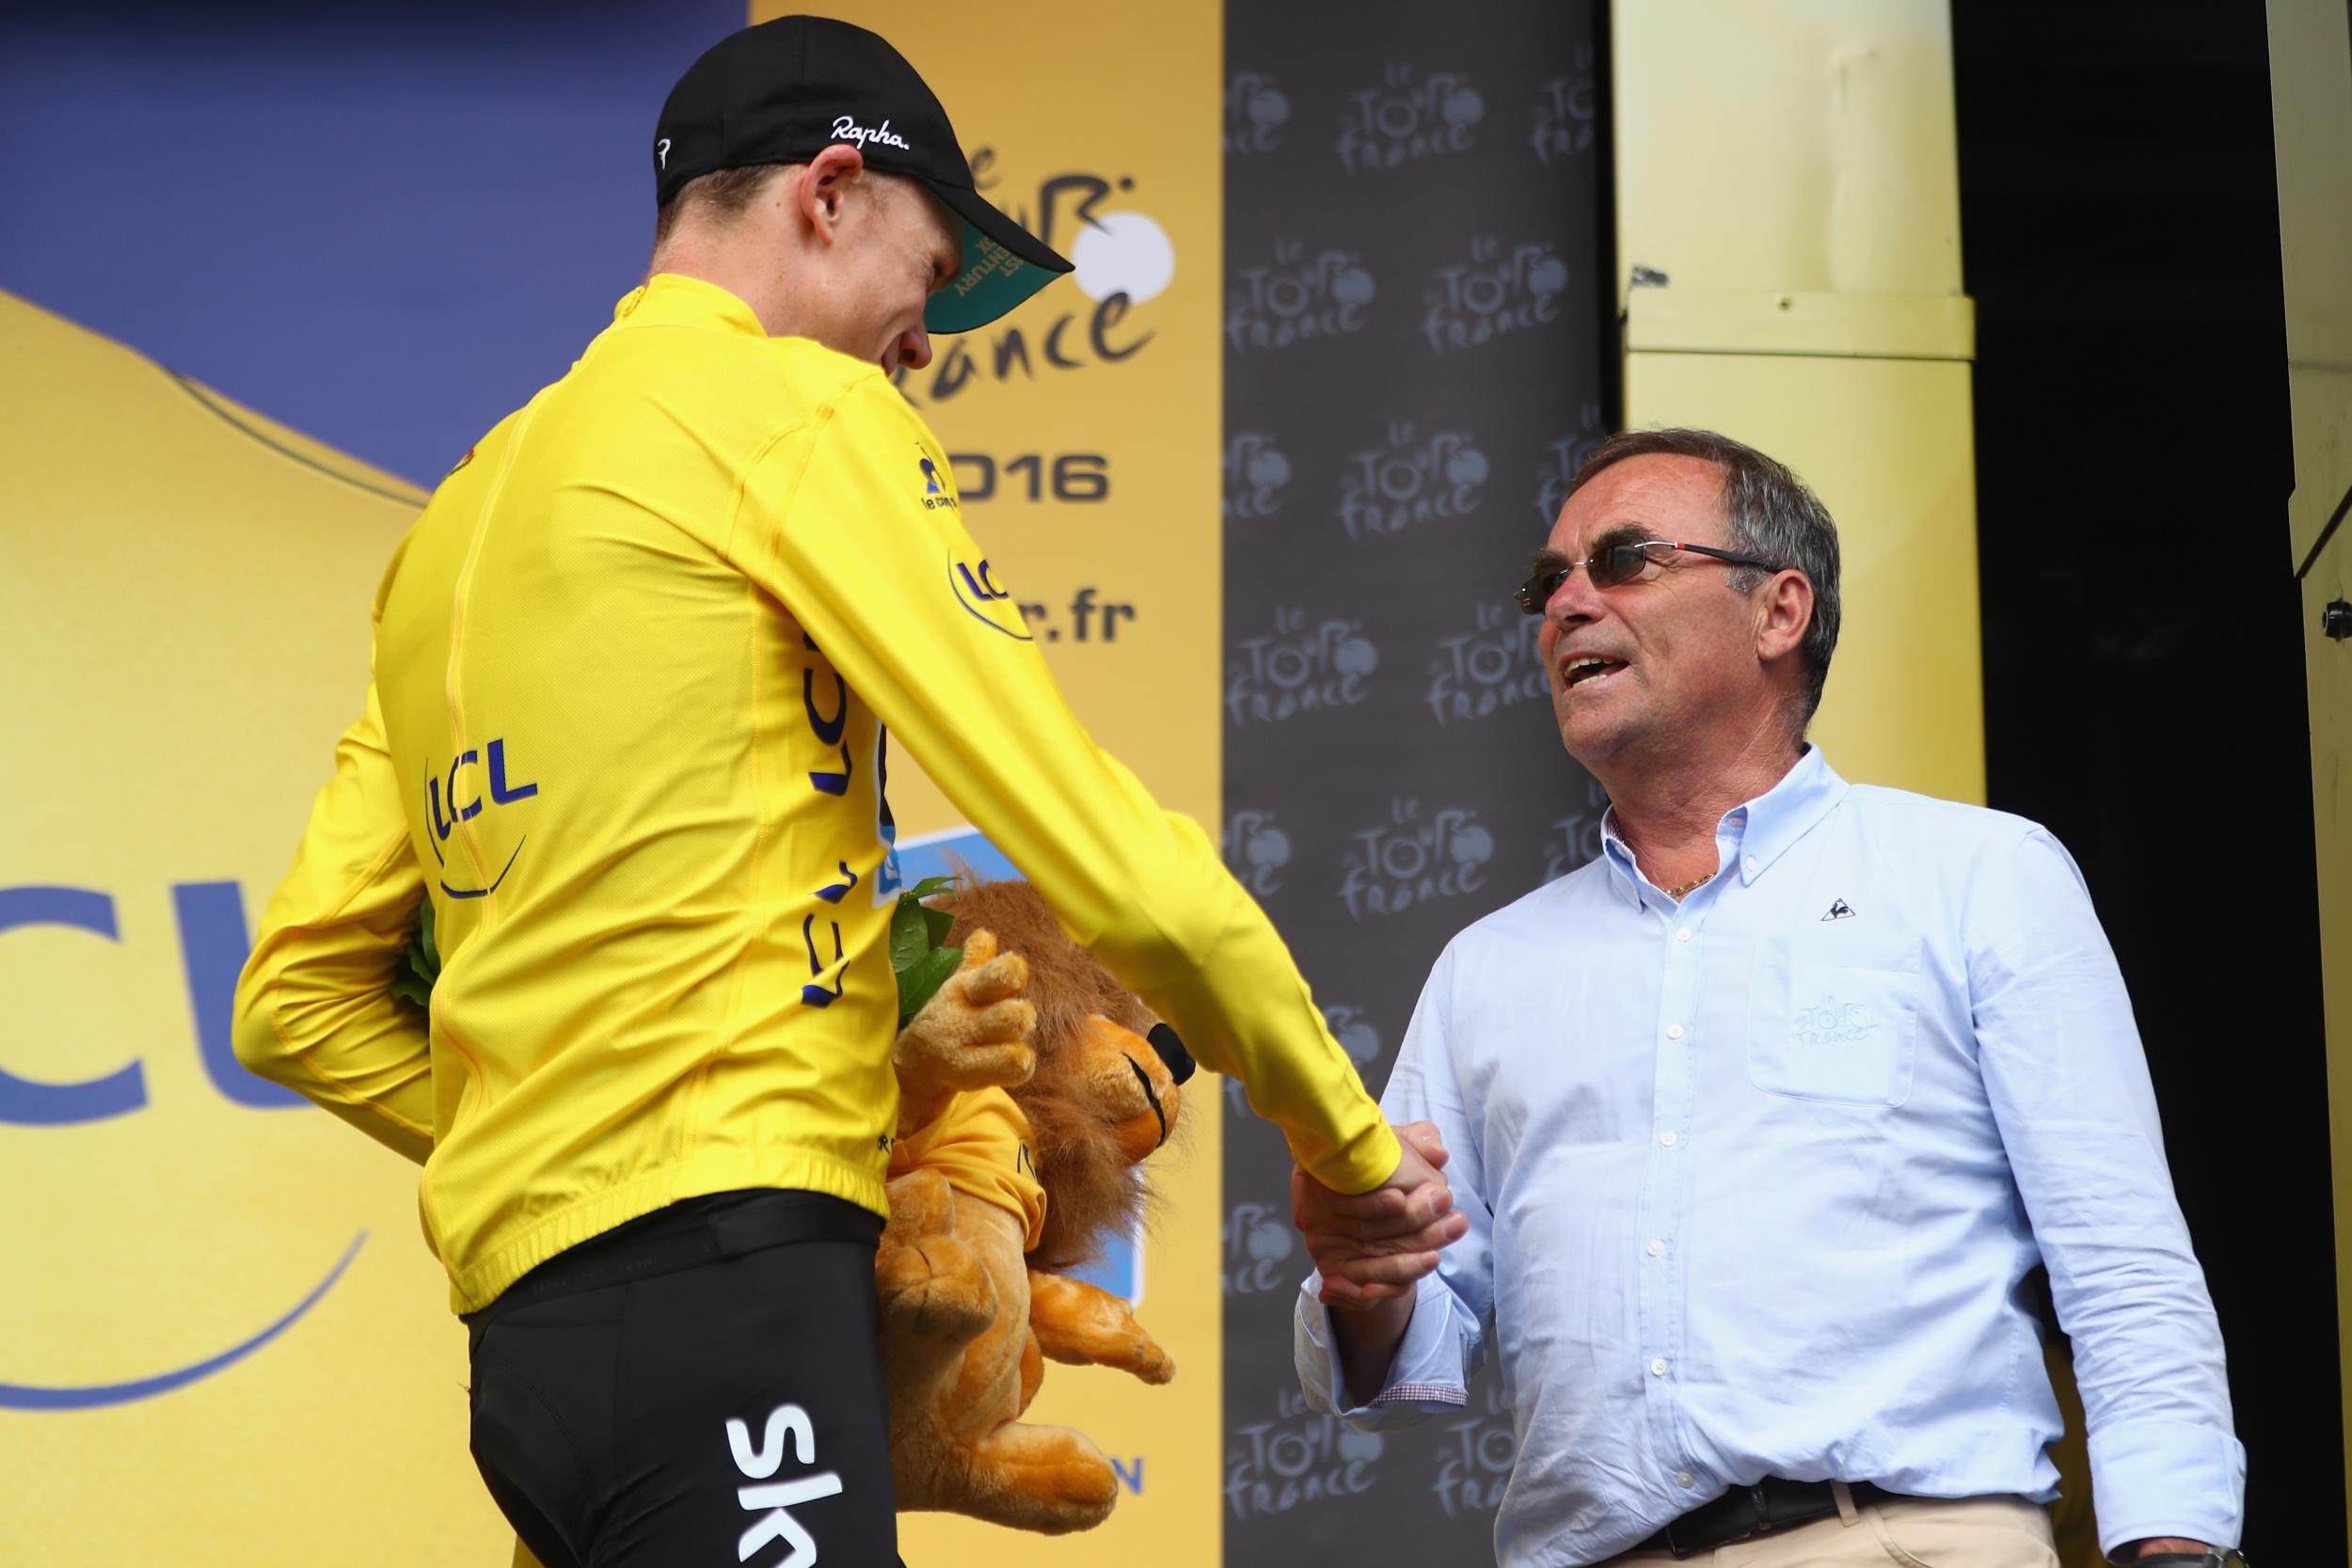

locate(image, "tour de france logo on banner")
(771, 4), (1226, 1567)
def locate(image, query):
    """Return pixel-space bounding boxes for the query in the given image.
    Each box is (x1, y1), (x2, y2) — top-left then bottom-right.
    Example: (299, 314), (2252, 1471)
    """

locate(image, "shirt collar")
(1733, 745), (1848, 881)
(606, 272), (769, 339)
(1596, 746), (1850, 907)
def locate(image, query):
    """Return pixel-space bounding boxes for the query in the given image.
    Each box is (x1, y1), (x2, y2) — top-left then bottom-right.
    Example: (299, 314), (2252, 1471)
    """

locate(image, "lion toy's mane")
(936, 879), (1175, 1273)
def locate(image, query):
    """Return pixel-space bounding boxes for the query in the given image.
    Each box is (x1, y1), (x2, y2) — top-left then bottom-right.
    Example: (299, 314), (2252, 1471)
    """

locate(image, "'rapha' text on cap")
(654, 16), (1071, 332)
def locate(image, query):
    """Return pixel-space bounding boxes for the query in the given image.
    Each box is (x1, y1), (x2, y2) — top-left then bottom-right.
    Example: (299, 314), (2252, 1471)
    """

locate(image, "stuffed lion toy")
(510, 879), (1186, 1567)
(878, 877), (1192, 1534)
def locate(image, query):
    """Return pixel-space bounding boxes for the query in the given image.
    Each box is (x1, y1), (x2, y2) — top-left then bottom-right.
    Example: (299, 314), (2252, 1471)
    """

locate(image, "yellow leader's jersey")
(233, 274), (1394, 1311)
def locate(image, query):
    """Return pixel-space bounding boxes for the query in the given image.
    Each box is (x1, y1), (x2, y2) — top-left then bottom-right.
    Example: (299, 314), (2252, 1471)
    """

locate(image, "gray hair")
(1565, 427), (1842, 727)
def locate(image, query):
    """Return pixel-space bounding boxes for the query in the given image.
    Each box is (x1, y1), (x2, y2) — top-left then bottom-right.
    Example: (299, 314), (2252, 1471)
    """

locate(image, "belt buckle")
(1656, 1495), (1769, 1560)
(1661, 1485), (1776, 1560)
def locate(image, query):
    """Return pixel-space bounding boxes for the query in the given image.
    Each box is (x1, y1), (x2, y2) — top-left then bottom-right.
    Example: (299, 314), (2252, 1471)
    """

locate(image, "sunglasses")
(1516, 539), (1786, 615)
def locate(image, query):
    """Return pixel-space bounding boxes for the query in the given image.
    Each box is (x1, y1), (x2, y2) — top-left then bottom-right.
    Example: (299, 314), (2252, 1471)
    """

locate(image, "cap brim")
(921, 182), (1073, 334)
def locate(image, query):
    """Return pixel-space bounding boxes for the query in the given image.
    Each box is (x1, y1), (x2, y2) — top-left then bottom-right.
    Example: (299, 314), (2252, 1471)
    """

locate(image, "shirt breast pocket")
(1749, 938), (1921, 1108)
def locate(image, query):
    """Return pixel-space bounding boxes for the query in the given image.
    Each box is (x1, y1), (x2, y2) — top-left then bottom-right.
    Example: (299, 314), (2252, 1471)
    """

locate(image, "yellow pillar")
(1610, 0), (1982, 803)
(2267, 0), (2352, 1533)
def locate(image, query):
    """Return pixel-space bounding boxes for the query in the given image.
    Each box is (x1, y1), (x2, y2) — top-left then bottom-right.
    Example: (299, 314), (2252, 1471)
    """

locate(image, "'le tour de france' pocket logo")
(1791, 993), (1879, 1046)
(1754, 958), (1916, 1109)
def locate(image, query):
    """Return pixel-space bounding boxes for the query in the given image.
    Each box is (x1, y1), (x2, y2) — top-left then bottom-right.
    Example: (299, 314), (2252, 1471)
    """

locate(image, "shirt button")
(1677, 1470), (1696, 1488)
(1666, 1023), (1684, 1039)
(1676, 927), (1692, 942)
(1646, 1240), (1665, 1258)
(1650, 1357), (1670, 1376)
(1742, 856), (1758, 874)
(1660, 1131), (1678, 1148)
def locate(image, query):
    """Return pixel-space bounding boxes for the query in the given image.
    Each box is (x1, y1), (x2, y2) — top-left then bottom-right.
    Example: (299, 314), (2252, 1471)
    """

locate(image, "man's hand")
(1292, 1121), (1469, 1309)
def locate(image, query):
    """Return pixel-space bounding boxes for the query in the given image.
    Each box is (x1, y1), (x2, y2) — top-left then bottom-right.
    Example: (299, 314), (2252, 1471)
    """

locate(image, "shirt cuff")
(2088, 1418), (2247, 1560)
(1293, 1271), (1468, 1427)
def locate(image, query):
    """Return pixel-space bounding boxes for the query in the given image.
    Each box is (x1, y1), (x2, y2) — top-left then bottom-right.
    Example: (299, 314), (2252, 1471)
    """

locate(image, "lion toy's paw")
(894, 930), (1037, 1133)
(877, 1232), (997, 1344)
(1029, 1270), (1175, 1386)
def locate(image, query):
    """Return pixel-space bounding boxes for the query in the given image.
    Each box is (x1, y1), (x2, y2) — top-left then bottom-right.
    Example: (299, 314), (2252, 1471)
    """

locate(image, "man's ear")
(798, 142), (866, 243)
(1755, 569), (1815, 665)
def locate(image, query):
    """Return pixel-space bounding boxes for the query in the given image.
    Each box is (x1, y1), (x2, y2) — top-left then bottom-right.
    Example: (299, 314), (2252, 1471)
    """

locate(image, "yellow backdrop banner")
(0, 292), (513, 1564)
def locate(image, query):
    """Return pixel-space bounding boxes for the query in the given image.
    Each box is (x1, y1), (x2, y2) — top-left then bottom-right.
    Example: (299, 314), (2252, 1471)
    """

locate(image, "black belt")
(465, 1188), (881, 1324)
(1635, 1478), (1904, 1558)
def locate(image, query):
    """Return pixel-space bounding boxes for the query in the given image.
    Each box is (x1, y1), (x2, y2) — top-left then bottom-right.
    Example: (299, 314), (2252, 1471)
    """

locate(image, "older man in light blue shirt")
(1292, 429), (2242, 1568)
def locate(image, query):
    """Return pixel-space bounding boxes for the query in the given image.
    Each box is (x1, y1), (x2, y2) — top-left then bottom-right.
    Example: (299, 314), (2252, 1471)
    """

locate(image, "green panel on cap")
(925, 225), (1062, 334)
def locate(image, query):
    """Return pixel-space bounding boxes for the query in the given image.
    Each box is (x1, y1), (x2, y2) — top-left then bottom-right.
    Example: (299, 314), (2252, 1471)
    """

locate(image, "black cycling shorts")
(465, 1190), (899, 1568)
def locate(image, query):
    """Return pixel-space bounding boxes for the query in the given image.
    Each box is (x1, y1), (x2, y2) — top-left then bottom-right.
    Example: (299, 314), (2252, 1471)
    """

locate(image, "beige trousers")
(1604, 1489), (2059, 1568)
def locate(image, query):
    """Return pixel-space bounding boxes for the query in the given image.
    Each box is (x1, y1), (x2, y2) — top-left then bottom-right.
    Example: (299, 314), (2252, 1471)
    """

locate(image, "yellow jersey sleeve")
(735, 374), (1399, 1196)
(888, 1088), (1048, 1250)
(231, 573), (435, 1164)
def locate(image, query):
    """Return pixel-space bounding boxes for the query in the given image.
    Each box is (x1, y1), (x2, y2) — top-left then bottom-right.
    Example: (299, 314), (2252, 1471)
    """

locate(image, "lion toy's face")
(935, 880), (1195, 1273)
(1062, 1013), (1187, 1162)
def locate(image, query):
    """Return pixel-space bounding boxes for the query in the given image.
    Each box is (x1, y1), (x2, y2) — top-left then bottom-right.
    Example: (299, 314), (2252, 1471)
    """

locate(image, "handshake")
(1292, 1121), (1468, 1310)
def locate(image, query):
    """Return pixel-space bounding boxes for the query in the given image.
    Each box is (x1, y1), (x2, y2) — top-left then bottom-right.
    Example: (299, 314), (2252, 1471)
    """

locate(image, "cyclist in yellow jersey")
(232, 17), (1464, 1565)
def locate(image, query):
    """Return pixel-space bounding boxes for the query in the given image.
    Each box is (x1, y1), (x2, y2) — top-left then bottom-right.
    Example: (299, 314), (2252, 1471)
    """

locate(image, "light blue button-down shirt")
(1296, 749), (2243, 1566)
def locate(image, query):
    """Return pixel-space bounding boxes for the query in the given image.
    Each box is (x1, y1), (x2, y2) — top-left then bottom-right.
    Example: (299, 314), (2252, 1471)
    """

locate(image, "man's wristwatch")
(2132, 1551), (2247, 1567)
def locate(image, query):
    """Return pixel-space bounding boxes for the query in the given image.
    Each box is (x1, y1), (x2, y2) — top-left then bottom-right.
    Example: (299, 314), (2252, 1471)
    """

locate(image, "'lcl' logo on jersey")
(727, 1403), (843, 1567)
(948, 553), (1031, 641)
(425, 738), (538, 899)
(427, 738), (536, 836)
